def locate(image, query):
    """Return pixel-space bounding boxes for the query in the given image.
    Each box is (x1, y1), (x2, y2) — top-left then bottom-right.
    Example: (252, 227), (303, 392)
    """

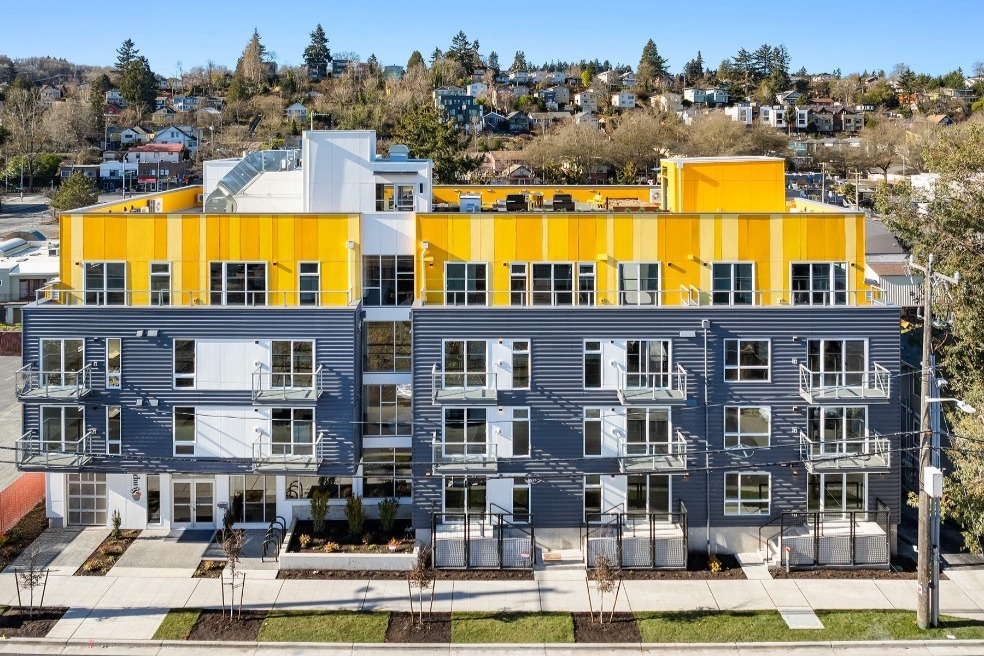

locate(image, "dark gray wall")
(410, 306), (902, 531)
(21, 306), (360, 475)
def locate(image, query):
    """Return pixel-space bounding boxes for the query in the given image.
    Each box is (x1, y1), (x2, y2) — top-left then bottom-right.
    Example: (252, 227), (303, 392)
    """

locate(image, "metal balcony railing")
(431, 364), (498, 404)
(799, 430), (890, 472)
(618, 430), (688, 472)
(252, 433), (323, 472)
(251, 366), (324, 402)
(34, 287), (355, 307)
(16, 429), (95, 470)
(616, 364), (688, 403)
(431, 436), (498, 473)
(16, 363), (93, 399)
(798, 363), (891, 402)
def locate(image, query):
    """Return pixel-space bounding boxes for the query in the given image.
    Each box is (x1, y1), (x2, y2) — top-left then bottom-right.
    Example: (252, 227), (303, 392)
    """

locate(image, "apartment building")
(18, 132), (900, 570)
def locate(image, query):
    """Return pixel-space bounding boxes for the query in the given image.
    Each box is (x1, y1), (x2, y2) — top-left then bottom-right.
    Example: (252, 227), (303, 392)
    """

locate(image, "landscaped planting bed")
(277, 567), (533, 580)
(75, 530), (140, 576)
(0, 502), (48, 571)
(0, 606), (69, 638)
(616, 552), (746, 580)
(771, 556), (943, 580)
(572, 612), (641, 643)
(385, 612), (452, 643)
(289, 519), (414, 555)
(192, 559), (226, 578)
(186, 609), (268, 641)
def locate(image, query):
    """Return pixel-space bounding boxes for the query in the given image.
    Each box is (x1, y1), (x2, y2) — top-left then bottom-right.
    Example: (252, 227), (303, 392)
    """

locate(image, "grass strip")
(452, 611), (574, 643)
(258, 610), (390, 643)
(153, 608), (201, 641)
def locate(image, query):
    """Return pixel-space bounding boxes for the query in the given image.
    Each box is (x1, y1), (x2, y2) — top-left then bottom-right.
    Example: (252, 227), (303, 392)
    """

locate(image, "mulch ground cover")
(290, 519), (414, 554)
(616, 552), (747, 580)
(75, 530), (140, 576)
(0, 607), (68, 638)
(278, 568), (533, 581)
(193, 559), (226, 578)
(385, 611), (452, 642)
(0, 503), (49, 571)
(186, 609), (268, 641)
(572, 612), (641, 643)
(771, 556), (942, 580)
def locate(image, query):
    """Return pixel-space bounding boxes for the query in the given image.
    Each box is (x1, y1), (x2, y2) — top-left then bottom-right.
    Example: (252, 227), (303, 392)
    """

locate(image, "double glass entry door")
(172, 480), (215, 527)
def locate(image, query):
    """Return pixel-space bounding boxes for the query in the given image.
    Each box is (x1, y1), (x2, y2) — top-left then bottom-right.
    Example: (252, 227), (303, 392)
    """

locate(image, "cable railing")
(431, 435), (498, 472)
(34, 287), (355, 308)
(419, 287), (886, 308)
(799, 430), (890, 472)
(616, 364), (688, 402)
(618, 430), (689, 472)
(16, 429), (95, 469)
(252, 433), (323, 472)
(16, 363), (93, 399)
(798, 363), (891, 401)
(431, 364), (498, 403)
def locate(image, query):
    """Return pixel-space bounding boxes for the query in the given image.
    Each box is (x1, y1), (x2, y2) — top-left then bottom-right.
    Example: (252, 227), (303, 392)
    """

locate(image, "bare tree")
(44, 99), (97, 162)
(407, 546), (435, 628)
(15, 546), (49, 618)
(587, 554), (622, 624)
(220, 529), (246, 620)
(2, 84), (49, 191)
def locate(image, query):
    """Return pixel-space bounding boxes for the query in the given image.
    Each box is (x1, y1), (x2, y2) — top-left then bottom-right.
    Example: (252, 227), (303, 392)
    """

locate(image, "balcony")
(799, 430), (890, 472)
(797, 363), (891, 403)
(252, 433), (323, 473)
(679, 286), (886, 307)
(16, 429), (94, 470)
(618, 430), (688, 473)
(431, 365), (498, 404)
(431, 437), (498, 473)
(252, 366), (324, 403)
(616, 364), (688, 403)
(16, 364), (93, 400)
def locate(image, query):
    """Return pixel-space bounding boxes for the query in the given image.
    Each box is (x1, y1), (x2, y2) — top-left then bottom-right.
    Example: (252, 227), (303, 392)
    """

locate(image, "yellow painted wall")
(661, 159), (786, 214)
(76, 186), (204, 215)
(417, 212), (869, 306)
(58, 212), (360, 306)
(432, 185), (658, 208)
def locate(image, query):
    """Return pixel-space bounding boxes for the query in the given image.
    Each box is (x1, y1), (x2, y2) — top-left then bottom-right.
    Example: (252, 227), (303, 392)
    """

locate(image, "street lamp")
(910, 254), (962, 629)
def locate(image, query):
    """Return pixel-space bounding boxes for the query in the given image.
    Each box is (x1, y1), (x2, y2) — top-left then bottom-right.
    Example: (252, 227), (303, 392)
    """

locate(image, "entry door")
(172, 480), (215, 527)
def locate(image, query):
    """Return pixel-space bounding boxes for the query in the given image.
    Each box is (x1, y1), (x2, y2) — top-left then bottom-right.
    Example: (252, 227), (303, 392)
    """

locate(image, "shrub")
(222, 506), (236, 534)
(310, 490), (330, 534)
(345, 495), (365, 538)
(111, 509), (122, 539)
(324, 541), (339, 553)
(299, 534), (311, 549)
(388, 537), (400, 548)
(378, 497), (400, 535)
(708, 552), (722, 573)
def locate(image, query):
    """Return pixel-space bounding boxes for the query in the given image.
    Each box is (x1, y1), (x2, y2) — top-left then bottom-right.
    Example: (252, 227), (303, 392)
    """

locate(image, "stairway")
(534, 548), (586, 581)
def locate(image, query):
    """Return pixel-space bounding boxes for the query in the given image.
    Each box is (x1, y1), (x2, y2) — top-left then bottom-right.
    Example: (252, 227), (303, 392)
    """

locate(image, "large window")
(363, 255), (414, 306)
(625, 340), (671, 388)
(584, 408), (602, 456)
(229, 475), (277, 523)
(40, 338), (84, 386)
(626, 407), (670, 455)
(271, 408), (315, 455)
(512, 341), (530, 389)
(285, 475), (353, 500)
(173, 407), (196, 455)
(724, 339), (770, 382)
(362, 448), (412, 498)
(791, 263), (847, 306)
(40, 406), (84, 452)
(578, 263), (596, 306)
(807, 339), (866, 388)
(149, 262), (171, 306)
(583, 341), (602, 389)
(443, 408), (488, 457)
(271, 340), (314, 388)
(84, 262), (126, 305)
(584, 474), (603, 522)
(445, 262), (488, 306)
(444, 476), (486, 514)
(106, 405), (121, 455)
(375, 183), (415, 211)
(510, 263), (527, 305)
(619, 262), (660, 306)
(724, 407), (770, 449)
(106, 338), (121, 389)
(443, 340), (488, 388)
(724, 472), (770, 515)
(808, 406), (866, 453)
(511, 408), (530, 457)
(364, 321), (411, 372)
(712, 263), (754, 305)
(627, 474), (670, 517)
(209, 262), (266, 306)
(173, 339), (195, 388)
(532, 263), (573, 306)
(808, 472), (865, 513)
(298, 262), (320, 306)
(363, 384), (412, 435)
(512, 480), (531, 523)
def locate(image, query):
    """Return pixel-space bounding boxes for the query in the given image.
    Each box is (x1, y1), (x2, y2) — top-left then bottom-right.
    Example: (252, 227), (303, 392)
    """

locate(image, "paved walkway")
(112, 529), (214, 578)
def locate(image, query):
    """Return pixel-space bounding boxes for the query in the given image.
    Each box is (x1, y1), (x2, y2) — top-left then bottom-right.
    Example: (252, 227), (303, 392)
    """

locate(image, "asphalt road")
(0, 194), (58, 239)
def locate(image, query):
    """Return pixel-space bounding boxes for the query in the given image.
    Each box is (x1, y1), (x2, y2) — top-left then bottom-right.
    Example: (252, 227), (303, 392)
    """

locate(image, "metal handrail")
(251, 365), (324, 400)
(34, 286), (354, 307)
(431, 364), (498, 403)
(798, 362), (891, 399)
(799, 430), (890, 469)
(616, 363), (687, 400)
(431, 436), (498, 469)
(763, 506), (892, 568)
(618, 429), (689, 472)
(16, 428), (95, 468)
(252, 434), (323, 467)
(16, 363), (93, 398)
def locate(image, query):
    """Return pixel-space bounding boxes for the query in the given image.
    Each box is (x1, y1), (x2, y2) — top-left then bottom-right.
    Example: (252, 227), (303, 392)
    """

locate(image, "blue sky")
(5, 0), (980, 77)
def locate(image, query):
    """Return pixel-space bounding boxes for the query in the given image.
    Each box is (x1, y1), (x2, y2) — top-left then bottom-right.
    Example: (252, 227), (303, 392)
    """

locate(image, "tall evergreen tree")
(430, 48), (444, 65)
(235, 29), (267, 92)
(115, 39), (139, 74)
(448, 31), (475, 73)
(407, 51), (425, 70)
(510, 51), (528, 72)
(119, 56), (157, 113)
(487, 51), (500, 74)
(302, 24), (331, 70)
(637, 39), (669, 91)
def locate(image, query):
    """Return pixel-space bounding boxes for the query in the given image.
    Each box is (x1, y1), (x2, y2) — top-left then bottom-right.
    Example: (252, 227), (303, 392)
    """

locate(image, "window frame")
(790, 262), (848, 306)
(711, 262), (755, 306)
(40, 405), (85, 452)
(443, 475), (487, 515)
(40, 338), (84, 386)
(172, 339), (196, 389)
(723, 406), (771, 449)
(531, 262), (574, 306)
(83, 261), (127, 306)
(806, 338), (868, 388)
(208, 261), (267, 306)
(271, 340), (315, 389)
(584, 474), (603, 523)
(362, 447), (413, 499)
(270, 407), (316, 456)
(624, 339), (672, 389)
(723, 471), (771, 516)
(298, 261), (320, 306)
(148, 261), (171, 306)
(511, 478), (531, 523)
(445, 262), (488, 306)
(106, 405), (121, 455)
(173, 406), (196, 456)
(362, 383), (413, 436)
(583, 407), (603, 457)
(577, 262), (596, 306)
(363, 321), (412, 372)
(441, 407), (489, 457)
(511, 340), (531, 389)
(442, 339), (489, 388)
(510, 263), (528, 306)
(618, 262), (661, 306)
(625, 407), (672, 455)
(361, 255), (415, 307)
(723, 339), (771, 383)
(105, 337), (121, 389)
(583, 340), (603, 389)
(510, 407), (530, 458)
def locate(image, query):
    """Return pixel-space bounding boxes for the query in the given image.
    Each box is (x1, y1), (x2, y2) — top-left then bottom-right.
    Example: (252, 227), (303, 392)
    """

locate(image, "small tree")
(220, 529), (246, 620)
(110, 509), (122, 540)
(407, 546), (435, 627)
(588, 554), (622, 624)
(310, 489), (330, 534)
(378, 497), (400, 535)
(344, 495), (364, 539)
(15, 546), (48, 618)
(50, 171), (99, 214)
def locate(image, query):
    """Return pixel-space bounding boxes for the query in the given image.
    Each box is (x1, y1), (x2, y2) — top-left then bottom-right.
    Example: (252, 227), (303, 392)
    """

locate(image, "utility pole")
(916, 254), (934, 630)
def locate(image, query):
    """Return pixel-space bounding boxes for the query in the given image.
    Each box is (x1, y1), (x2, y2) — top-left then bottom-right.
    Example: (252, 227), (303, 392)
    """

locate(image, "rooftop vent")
(388, 144), (410, 161)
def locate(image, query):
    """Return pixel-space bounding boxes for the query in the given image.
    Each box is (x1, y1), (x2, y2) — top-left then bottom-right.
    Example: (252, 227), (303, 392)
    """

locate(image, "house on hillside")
(507, 111), (530, 134)
(151, 107), (177, 126)
(123, 143), (185, 164)
(612, 92), (636, 109)
(150, 125), (200, 153)
(286, 103), (307, 121)
(575, 112), (600, 129)
(120, 126), (150, 146)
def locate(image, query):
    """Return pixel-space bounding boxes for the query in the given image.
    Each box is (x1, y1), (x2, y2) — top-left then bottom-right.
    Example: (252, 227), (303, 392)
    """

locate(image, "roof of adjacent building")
(128, 143), (185, 153)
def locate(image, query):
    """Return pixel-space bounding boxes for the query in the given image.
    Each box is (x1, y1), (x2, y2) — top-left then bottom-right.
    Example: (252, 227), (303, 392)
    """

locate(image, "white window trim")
(583, 339), (603, 390)
(530, 262), (576, 307)
(149, 261), (171, 306)
(40, 405), (85, 452)
(807, 405), (870, 444)
(509, 407), (531, 458)
(441, 475), (486, 515)
(442, 338), (489, 384)
(105, 337), (121, 389)
(40, 338), (85, 382)
(208, 261), (268, 306)
(724, 471), (771, 516)
(271, 340), (316, 389)
(723, 406), (771, 449)
(723, 338), (772, 383)
(511, 340), (531, 390)
(711, 262), (756, 306)
(625, 473), (673, 516)
(583, 474), (603, 522)
(106, 405), (121, 455)
(806, 338), (869, 378)
(270, 407), (316, 456)
(617, 261), (661, 307)
(509, 262), (528, 306)
(789, 261), (849, 306)
(172, 339), (195, 389)
(298, 261), (320, 306)
(583, 407), (604, 457)
(172, 406), (197, 456)
(441, 407), (489, 457)
(444, 261), (489, 306)
(83, 261), (127, 306)
(625, 406), (673, 451)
